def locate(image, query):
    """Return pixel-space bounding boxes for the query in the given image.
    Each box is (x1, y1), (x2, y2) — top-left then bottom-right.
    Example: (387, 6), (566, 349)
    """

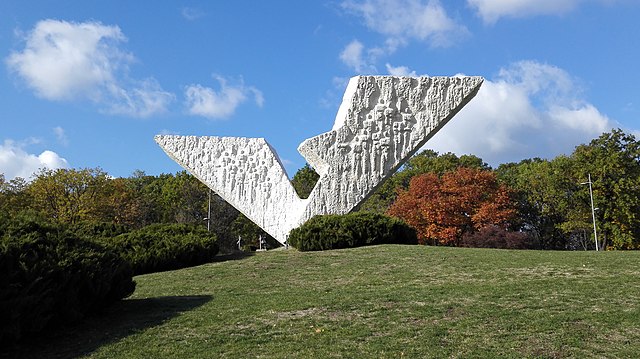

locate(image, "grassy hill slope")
(6, 245), (640, 358)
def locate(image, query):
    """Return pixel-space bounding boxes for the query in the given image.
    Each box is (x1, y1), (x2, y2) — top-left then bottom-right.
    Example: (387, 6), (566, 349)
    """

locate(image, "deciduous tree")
(162, 171), (209, 224)
(568, 129), (640, 249)
(388, 167), (516, 246)
(496, 157), (574, 249)
(0, 175), (31, 217)
(26, 168), (110, 224)
(361, 150), (489, 213)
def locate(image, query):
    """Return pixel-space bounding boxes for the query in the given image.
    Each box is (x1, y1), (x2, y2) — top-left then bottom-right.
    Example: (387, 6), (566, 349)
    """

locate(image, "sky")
(1, 0), (639, 181)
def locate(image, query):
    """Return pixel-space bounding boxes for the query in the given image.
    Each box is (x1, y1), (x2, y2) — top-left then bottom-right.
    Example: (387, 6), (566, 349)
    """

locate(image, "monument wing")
(298, 76), (484, 224)
(154, 136), (306, 242)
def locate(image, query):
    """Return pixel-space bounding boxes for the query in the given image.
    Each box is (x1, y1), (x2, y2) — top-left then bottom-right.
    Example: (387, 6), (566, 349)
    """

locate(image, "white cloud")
(548, 105), (610, 134)
(319, 77), (350, 109)
(185, 75), (264, 119)
(0, 139), (69, 180)
(425, 60), (617, 166)
(341, 0), (468, 49)
(106, 78), (175, 117)
(159, 129), (180, 135)
(5, 19), (126, 100)
(182, 7), (205, 21)
(385, 63), (418, 76)
(5, 19), (173, 117)
(251, 88), (265, 108)
(339, 40), (378, 73)
(467, 0), (582, 23)
(53, 126), (68, 146)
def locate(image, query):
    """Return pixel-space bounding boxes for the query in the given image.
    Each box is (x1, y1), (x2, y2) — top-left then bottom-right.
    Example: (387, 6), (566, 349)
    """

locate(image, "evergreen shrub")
(0, 215), (135, 345)
(108, 223), (219, 275)
(66, 221), (130, 241)
(288, 212), (417, 251)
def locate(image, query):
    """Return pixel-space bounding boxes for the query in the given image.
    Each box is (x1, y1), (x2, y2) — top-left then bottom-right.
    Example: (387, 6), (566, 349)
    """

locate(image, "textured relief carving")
(156, 75), (483, 244)
(154, 136), (307, 243)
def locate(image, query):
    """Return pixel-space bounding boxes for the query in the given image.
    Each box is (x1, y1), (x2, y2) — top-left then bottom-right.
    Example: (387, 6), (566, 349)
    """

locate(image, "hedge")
(288, 212), (417, 251)
(65, 221), (130, 241)
(0, 215), (135, 345)
(107, 223), (219, 275)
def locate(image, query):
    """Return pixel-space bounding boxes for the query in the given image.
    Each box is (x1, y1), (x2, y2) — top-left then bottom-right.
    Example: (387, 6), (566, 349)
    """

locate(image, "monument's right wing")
(298, 76), (484, 224)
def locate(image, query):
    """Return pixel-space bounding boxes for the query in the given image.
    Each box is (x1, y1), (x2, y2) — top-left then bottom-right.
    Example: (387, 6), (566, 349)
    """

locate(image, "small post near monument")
(257, 234), (266, 251)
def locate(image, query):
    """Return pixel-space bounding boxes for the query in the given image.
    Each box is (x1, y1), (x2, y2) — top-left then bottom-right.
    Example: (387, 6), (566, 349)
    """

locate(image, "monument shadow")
(1, 295), (212, 359)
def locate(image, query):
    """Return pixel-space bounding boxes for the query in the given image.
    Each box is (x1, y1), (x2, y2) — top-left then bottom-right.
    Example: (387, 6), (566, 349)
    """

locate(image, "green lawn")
(6, 245), (640, 358)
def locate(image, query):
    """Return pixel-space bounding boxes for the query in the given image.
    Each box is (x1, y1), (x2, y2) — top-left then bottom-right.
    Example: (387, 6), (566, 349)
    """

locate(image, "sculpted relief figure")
(156, 75), (483, 244)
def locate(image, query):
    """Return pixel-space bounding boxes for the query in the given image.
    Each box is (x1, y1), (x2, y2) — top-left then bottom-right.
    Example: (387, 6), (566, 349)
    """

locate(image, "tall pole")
(585, 174), (599, 251)
(207, 189), (211, 232)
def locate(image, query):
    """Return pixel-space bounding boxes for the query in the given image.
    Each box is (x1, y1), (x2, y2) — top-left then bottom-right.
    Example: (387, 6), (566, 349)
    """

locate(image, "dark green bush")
(107, 223), (219, 275)
(0, 215), (135, 345)
(66, 221), (130, 241)
(288, 212), (417, 251)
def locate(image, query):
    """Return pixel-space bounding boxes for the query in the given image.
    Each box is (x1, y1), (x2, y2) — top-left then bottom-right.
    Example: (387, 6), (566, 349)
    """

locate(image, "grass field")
(5, 245), (640, 358)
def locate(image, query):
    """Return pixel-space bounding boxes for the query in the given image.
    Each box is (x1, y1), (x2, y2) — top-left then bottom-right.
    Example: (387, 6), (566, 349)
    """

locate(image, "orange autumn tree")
(387, 167), (516, 246)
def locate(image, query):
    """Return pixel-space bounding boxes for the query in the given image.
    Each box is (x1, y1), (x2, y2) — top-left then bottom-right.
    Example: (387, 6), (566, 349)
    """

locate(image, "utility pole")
(203, 189), (211, 232)
(207, 189), (211, 232)
(581, 174), (599, 251)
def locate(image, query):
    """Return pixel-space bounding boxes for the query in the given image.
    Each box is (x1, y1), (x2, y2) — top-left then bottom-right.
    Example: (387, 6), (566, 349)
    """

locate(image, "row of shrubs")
(288, 212), (418, 251)
(64, 222), (220, 276)
(1, 214), (220, 345)
(63, 222), (219, 276)
(0, 214), (136, 344)
(287, 212), (536, 251)
(104, 224), (219, 275)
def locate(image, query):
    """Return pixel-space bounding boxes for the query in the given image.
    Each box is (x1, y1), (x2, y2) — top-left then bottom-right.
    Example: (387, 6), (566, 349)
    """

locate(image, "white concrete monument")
(156, 75), (483, 244)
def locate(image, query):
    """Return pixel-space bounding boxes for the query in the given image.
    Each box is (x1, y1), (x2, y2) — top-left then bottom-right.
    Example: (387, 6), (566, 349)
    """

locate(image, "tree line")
(0, 168), (269, 251)
(1, 128), (639, 250)
(368, 129), (640, 250)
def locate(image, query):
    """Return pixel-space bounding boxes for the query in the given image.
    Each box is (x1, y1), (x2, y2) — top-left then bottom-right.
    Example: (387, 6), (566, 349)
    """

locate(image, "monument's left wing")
(154, 136), (307, 242)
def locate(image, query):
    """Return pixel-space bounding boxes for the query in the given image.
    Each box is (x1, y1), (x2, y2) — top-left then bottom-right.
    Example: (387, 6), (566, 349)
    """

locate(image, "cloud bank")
(424, 60), (615, 165)
(0, 140), (69, 180)
(6, 19), (173, 117)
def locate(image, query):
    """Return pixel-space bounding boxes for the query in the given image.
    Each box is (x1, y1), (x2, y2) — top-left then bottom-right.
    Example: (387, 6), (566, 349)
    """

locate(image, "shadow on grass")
(1, 295), (212, 359)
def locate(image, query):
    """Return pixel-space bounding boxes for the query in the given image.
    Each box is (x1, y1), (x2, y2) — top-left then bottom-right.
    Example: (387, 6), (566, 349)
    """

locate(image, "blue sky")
(1, 0), (639, 180)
